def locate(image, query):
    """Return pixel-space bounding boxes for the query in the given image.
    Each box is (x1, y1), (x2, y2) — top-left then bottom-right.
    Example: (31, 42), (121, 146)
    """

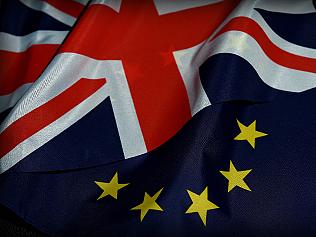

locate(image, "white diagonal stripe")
(91, 0), (122, 12)
(173, 42), (211, 116)
(20, 0), (76, 26)
(0, 83), (32, 113)
(208, 31), (316, 92)
(154, 0), (223, 15)
(255, 0), (316, 14)
(0, 31), (68, 52)
(249, 10), (316, 58)
(208, 0), (316, 59)
(73, 0), (90, 5)
(0, 53), (147, 173)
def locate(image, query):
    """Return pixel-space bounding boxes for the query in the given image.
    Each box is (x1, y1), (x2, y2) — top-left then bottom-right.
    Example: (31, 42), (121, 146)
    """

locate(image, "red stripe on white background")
(207, 31), (316, 92)
(0, 53), (147, 173)
(213, 17), (316, 74)
(0, 31), (67, 53)
(0, 78), (106, 159)
(0, 44), (59, 95)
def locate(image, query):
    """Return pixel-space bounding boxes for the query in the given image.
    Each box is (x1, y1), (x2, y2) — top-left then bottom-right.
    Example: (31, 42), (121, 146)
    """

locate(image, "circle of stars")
(94, 119), (268, 226)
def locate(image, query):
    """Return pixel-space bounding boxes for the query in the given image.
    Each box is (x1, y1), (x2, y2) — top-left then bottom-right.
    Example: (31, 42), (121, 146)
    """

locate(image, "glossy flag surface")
(1, 0), (316, 236)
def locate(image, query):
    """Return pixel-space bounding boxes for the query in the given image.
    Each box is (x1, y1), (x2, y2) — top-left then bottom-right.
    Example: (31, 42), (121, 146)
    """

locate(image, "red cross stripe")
(60, 0), (239, 151)
(0, 0), (239, 168)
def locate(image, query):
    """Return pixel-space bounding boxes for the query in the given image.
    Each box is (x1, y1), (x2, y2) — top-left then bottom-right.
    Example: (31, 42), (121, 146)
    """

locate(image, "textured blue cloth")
(1, 87), (316, 236)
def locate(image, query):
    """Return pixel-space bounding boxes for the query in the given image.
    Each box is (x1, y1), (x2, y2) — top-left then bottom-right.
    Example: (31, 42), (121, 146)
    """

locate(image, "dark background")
(1, 1), (316, 236)
(0, 205), (46, 237)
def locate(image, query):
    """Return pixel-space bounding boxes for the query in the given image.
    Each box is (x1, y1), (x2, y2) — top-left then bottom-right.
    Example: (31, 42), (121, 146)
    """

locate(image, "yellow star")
(94, 172), (129, 200)
(220, 161), (252, 192)
(234, 119), (267, 149)
(131, 188), (164, 221)
(185, 187), (219, 226)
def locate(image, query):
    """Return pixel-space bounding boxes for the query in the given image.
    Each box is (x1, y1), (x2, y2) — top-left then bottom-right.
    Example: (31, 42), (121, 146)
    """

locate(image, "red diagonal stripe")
(0, 45), (59, 95)
(0, 78), (106, 158)
(213, 16), (316, 74)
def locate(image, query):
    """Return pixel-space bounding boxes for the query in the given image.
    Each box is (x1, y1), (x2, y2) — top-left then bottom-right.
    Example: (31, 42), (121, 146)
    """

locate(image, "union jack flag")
(1, 1), (316, 236)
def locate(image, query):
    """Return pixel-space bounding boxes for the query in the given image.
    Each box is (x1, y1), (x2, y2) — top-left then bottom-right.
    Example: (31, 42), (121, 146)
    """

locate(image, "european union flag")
(1, 88), (316, 236)
(1, 0), (316, 236)
(0, 90), (316, 236)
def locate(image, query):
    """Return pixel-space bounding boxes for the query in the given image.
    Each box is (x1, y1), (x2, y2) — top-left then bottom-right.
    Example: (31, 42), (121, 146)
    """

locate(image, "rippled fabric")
(1, 1), (316, 236)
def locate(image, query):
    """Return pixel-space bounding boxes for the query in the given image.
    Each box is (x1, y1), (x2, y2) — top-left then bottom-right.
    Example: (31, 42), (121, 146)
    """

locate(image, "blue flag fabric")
(1, 88), (316, 236)
(1, 1), (316, 236)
